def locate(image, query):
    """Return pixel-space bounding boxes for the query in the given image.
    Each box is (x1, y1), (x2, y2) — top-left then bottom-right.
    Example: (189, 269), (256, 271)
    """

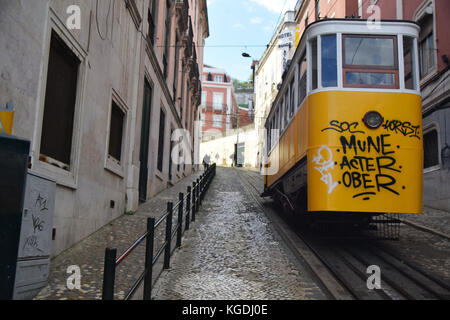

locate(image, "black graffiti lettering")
(380, 134), (394, 155)
(362, 174), (375, 189)
(382, 120), (421, 139)
(343, 172), (352, 187)
(376, 156), (401, 174)
(340, 135), (358, 155)
(350, 159), (360, 170)
(357, 140), (366, 152)
(32, 215), (45, 233)
(340, 156), (351, 170)
(322, 120), (365, 134)
(351, 172), (362, 188)
(367, 136), (380, 154)
(376, 174), (399, 195)
(354, 156), (376, 172)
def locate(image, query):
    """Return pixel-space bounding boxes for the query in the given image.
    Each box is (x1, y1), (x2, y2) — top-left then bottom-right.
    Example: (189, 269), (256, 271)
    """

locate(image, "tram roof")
(265, 19), (420, 124)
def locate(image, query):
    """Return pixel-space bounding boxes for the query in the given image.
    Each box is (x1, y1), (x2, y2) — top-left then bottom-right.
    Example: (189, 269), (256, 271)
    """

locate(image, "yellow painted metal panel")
(307, 91), (423, 214)
(266, 90), (423, 214)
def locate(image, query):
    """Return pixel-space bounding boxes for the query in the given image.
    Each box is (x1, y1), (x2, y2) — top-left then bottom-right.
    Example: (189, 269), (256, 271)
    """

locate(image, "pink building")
(200, 65), (238, 134)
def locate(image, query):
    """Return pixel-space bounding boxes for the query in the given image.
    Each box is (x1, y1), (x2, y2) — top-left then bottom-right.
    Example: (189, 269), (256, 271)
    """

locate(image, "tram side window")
(284, 92), (289, 125)
(298, 52), (307, 105)
(403, 36), (417, 90)
(343, 35), (398, 88)
(278, 105), (282, 131)
(289, 80), (295, 118)
(311, 38), (318, 90)
(322, 35), (337, 87)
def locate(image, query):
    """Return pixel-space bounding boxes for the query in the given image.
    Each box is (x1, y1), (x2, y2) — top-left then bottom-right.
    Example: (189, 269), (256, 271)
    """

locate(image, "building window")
(315, 0), (320, 20)
(108, 100), (125, 162)
(215, 75), (223, 83)
(157, 109), (166, 172)
(40, 31), (80, 169)
(169, 129), (174, 181)
(201, 91), (207, 110)
(321, 34), (337, 87)
(418, 14), (435, 79)
(207, 73), (212, 81)
(173, 35), (180, 98)
(424, 129), (439, 169)
(213, 114), (222, 128)
(201, 112), (205, 124)
(202, 74), (206, 81)
(213, 93), (224, 111)
(148, 0), (158, 45)
(163, 0), (171, 79)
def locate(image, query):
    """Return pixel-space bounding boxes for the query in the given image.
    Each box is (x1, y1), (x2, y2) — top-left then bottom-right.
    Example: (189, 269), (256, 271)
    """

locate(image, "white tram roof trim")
(265, 19), (421, 126)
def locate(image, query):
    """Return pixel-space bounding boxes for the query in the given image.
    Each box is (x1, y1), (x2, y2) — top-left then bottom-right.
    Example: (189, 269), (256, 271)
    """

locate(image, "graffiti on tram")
(314, 119), (420, 200)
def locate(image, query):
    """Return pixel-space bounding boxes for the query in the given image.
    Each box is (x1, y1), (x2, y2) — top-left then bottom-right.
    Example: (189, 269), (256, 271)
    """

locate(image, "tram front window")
(343, 35), (398, 88)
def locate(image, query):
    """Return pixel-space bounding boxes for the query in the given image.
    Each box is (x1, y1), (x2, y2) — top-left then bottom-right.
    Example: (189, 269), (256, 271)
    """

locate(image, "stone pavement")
(35, 170), (204, 300)
(151, 167), (326, 300)
(403, 206), (450, 237)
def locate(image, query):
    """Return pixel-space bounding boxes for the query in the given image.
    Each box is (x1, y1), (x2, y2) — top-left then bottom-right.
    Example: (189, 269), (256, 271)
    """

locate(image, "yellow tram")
(262, 19), (423, 222)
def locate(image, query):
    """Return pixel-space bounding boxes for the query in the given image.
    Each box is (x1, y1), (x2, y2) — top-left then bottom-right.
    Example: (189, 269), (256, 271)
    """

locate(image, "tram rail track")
(237, 168), (450, 300)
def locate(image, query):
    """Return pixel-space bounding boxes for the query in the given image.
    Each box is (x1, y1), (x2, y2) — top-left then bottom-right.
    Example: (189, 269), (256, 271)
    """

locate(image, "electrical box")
(0, 135), (30, 300)
(13, 172), (56, 300)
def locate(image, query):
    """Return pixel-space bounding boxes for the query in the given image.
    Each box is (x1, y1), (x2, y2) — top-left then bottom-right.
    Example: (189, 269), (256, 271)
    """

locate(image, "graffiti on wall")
(23, 192), (49, 255)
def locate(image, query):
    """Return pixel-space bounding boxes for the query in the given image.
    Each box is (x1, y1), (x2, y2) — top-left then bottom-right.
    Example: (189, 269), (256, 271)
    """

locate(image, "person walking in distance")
(203, 154), (210, 171)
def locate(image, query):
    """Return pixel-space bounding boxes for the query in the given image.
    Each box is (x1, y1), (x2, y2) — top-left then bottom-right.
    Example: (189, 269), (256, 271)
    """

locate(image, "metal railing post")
(186, 186), (191, 230)
(192, 182), (196, 221)
(196, 178), (200, 211)
(164, 202), (173, 269)
(102, 248), (117, 300)
(177, 193), (184, 248)
(143, 217), (155, 300)
(199, 174), (203, 204)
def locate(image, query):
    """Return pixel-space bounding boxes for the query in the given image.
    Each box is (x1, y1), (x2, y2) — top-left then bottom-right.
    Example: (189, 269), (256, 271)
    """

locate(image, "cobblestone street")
(151, 168), (326, 300)
(35, 170), (204, 300)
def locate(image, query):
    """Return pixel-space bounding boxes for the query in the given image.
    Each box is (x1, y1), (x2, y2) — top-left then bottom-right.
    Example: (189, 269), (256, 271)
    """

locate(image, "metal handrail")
(102, 163), (217, 300)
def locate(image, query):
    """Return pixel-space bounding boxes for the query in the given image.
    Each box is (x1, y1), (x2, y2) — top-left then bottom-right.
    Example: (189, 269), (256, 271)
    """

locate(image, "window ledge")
(424, 165), (440, 174)
(124, 0), (142, 29)
(105, 156), (125, 179)
(420, 68), (438, 86)
(33, 159), (78, 190)
(155, 170), (165, 181)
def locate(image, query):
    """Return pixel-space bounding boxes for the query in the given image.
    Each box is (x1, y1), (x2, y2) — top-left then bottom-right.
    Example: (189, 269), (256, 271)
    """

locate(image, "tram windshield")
(343, 35), (398, 88)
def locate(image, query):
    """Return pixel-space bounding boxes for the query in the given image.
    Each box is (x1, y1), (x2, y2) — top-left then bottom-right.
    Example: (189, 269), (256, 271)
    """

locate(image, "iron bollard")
(164, 202), (173, 269)
(143, 217), (155, 300)
(196, 178), (200, 211)
(186, 187), (191, 231)
(177, 193), (184, 248)
(192, 182), (196, 222)
(102, 248), (117, 300)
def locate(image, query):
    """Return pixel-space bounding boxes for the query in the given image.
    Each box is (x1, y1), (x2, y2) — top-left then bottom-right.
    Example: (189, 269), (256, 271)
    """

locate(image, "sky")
(204, 0), (298, 81)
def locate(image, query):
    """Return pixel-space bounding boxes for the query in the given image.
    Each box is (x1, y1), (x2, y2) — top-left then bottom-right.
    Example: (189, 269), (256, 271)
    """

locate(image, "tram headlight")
(363, 111), (384, 129)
